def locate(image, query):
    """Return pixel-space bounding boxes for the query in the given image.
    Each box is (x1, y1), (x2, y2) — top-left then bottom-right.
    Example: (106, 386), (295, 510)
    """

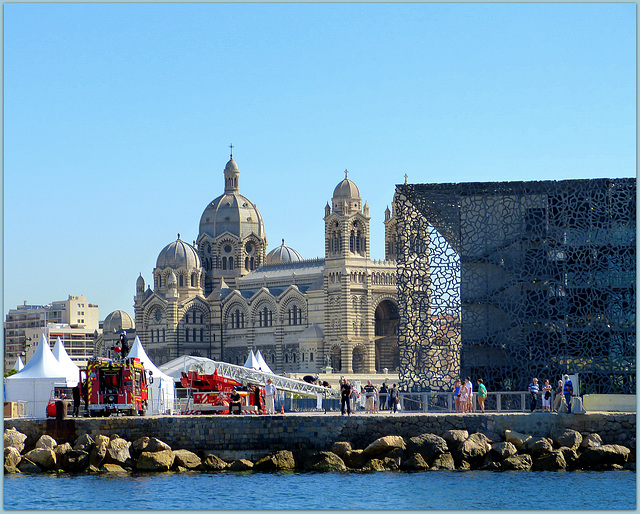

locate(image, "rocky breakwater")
(4, 424), (635, 475)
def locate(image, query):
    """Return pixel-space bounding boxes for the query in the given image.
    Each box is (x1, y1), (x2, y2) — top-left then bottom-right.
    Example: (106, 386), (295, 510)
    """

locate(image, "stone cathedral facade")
(132, 151), (400, 374)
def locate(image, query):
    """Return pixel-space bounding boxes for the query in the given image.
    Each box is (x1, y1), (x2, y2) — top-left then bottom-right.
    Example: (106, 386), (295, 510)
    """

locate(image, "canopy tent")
(52, 337), (80, 385)
(4, 334), (72, 417)
(244, 350), (260, 370)
(126, 336), (175, 415)
(255, 350), (273, 374)
(12, 356), (24, 371)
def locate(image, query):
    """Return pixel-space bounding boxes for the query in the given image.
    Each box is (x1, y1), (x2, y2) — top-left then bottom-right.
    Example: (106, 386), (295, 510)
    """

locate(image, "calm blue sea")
(3, 470), (636, 511)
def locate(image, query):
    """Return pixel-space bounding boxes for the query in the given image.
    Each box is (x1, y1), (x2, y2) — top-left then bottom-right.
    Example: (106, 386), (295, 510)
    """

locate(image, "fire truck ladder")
(189, 360), (341, 400)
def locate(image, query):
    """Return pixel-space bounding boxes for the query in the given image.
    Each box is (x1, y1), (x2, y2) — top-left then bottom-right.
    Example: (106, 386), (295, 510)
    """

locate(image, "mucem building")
(395, 178), (636, 395)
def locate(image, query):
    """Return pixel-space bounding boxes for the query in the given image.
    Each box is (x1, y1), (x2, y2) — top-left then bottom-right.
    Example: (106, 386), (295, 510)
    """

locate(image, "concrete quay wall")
(6, 412), (635, 454)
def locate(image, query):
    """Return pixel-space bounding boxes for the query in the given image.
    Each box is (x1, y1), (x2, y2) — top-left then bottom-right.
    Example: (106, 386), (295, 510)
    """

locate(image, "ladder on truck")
(189, 360), (341, 400)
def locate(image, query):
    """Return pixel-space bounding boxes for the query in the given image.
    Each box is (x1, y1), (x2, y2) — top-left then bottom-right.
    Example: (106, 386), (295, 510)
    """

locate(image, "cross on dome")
(229, 143), (234, 159)
(344, 169), (349, 179)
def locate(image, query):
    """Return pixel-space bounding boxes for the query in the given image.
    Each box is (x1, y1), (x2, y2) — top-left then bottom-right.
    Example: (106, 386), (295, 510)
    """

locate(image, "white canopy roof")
(7, 334), (69, 380)
(52, 336), (80, 384)
(127, 336), (172, 381)
(159, 355), (217, 381)
(13, 356), (24, 371)
(255, 349), (273, 374)
(244, 350), (260, 369)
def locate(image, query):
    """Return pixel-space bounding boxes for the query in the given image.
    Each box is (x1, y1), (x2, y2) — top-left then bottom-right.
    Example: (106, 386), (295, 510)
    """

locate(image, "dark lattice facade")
(395, 178), (636, 394)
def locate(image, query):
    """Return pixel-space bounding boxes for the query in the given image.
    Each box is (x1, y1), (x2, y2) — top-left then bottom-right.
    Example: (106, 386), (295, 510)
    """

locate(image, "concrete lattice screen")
(395, 179), (636, 394)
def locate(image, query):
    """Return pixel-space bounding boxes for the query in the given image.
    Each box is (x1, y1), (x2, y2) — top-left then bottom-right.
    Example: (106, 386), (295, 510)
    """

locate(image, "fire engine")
(83, 357), (151, 416)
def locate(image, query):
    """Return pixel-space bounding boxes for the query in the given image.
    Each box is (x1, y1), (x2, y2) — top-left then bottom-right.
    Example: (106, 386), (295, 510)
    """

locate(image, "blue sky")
(3, 2), (636, 320)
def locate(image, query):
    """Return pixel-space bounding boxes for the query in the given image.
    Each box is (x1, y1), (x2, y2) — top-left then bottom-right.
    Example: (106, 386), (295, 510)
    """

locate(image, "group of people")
(529, 374), (574, 413)
(228, 378), (278, 415)
(339, 379), (401, 415)
(453, 377), (487, 413)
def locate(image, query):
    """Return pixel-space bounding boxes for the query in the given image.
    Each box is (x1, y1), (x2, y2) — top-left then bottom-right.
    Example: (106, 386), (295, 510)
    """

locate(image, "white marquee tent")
(159, 355), (216, 382)
(12, 356), (24, 371)
(255, 349), (273, 374)
(52, 337), (80, 385)
(4, 334), (73, 418)
(126, 336), (175, 415)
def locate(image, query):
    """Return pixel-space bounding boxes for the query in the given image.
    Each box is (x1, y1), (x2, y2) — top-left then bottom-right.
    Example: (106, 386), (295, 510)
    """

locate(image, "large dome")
(156, 235), (201, 270)
(103, 310), (135, 334)
(265, 239), (303, 265)
(199, 193), (265, 240)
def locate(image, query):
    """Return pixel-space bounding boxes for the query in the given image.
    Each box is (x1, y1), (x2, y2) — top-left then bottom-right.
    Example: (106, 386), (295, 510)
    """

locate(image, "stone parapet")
(5, 412), (635, 455)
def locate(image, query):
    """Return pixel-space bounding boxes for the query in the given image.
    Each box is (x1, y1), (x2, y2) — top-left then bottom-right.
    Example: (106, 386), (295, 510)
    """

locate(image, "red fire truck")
(83, 357), (150, 416)
(180, 368), (264, 414)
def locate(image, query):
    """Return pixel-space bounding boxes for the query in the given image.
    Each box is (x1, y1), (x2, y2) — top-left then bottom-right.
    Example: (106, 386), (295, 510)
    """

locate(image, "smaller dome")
(136, 273), (145, 291)
(167, 270), (177, 288)
(103, 310), (135, 334)
(265, 239), (303, 265)
(333, 170), (360, 199)
(225, 158), (239, 172)
(156, 234), (201, 270)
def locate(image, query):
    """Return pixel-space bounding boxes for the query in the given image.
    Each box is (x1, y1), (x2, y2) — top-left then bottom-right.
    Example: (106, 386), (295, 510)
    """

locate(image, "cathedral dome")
(156, 235), (201, 270)
(333, 170), (361, 199)
(199, 156), (266, 241)
(265, 239), (303, 265)
(103, 310), (135, 334)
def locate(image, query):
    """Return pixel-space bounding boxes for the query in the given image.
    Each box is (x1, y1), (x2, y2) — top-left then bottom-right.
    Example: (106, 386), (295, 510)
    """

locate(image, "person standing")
(340, 379), (351, 415)
(265, 378), (277, 415)
(541, 379), (552, 412)
(453, 379), (462, 413)
(563, 374), (574, 414)
(528, 378), (539, 412)
(389, 383), (399, 413)
(465, 377), (473, 413)
(458, 380), (469, 412)
(72, 383), (81, 417)
(363, 380), (376, 413)
(476, 379), (487, 413)
(553, 379), (563, 412)
(119, 332), (130, 358)
(349, 384), (359, 413)
(379, 383), (388, 411)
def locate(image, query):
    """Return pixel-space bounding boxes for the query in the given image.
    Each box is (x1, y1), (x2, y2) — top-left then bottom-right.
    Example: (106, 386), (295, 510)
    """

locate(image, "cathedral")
(133, 150), (399, 374)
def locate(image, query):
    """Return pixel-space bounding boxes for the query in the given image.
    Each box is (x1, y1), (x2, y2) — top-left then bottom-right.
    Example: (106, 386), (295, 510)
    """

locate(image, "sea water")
(3, 470), (636, 510)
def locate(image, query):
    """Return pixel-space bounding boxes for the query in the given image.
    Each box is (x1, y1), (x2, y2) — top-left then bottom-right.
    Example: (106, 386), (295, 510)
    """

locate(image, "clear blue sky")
(3, 3), (636, 320)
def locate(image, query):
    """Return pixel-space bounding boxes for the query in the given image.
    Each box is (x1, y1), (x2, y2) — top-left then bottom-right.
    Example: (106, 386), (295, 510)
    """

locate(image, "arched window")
(310, 352), (314, 362)
(222, 257), (227, 270)
(245, 257), (250, 270)
(229, 257), (234, 270)
(179, 275), (184, 287)
(191, 275), (195, 287)
(185, 328), (189, 342)
(250, 257), (254, 270)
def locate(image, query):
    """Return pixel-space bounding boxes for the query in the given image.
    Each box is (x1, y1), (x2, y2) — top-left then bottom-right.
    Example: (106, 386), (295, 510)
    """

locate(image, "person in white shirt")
(464, 377), (473, 413)
(265, 378), (277, 414)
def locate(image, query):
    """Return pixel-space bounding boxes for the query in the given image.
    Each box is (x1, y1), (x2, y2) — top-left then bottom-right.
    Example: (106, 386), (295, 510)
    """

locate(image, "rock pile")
(4, 426), (634, 475)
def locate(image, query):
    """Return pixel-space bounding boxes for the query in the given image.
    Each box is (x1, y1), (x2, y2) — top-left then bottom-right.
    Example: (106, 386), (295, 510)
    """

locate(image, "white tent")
(159, 355), (217, 382)
(12, 356), (24, 371)
(126, 336), (175, 415)
(244, 350), (260, 369)
(4, 334), (72, 418)
(255, 349), (273, 374)
(52, 337), (80, 386)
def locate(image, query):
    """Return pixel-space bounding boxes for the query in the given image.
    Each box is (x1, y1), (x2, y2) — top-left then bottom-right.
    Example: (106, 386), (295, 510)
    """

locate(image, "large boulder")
(363, 435), (406, 458)
(5, 446), (22, 469)
(24, 448), (56, 470)
(581, 433), (603, 449)
(557, 447), (579, 469)
(35, 435), (57, 450)
(228, 459), (254, 471)
(430, 452), (456, 470)
(401, 453), (429, 471)
(73, 434), (94, 452)
(4, 428), (28, 453)
(90, 436), (109, 468)
(64, 450), (90, 472)
(99, 463), (129, 474)
(553, 429), (582, 450)
(490, 441), (518, 461)
(407, 433), (448, 462)
(131, 437), (151, 457)
(254, 450), (296, 471)
(361, 457), (398, 472)
(523, 436), (554, 458)
(505, 430), (531, 451)
(201, 454), (229, 471)
(173, 449), (201, 470)
(136, 450), (175, 471)
(533, 450), (567, 471)
(105, 438), (132, 467)
(330, 441), (352, 457)
(502, 454), (533, 471)
(579, 444), (630, 469)
(18, 458), (42, 474)
(342, 449), (368, 469)
(146, 437), (172, 452)
(442, 430), (468, 451)
(55, 443), (72, 469)
(303, 451), (347, 472)
(458, 433), (491, 460)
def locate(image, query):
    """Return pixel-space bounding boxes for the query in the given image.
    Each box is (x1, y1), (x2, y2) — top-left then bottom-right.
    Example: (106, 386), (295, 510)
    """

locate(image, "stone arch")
(352, 344), (367, 373)
(330, 344), (342, 372)
(374, 297), (400, 372)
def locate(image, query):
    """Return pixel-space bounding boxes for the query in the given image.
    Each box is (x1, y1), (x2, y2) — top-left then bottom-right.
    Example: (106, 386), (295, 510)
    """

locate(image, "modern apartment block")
(4, 295), (99, 371)
(395, 178), (636, 394)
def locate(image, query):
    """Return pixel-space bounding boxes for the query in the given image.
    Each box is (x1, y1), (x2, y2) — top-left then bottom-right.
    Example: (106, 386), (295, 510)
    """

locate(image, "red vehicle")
(83, 357), (150, 416)
(180, 368), (264, 414)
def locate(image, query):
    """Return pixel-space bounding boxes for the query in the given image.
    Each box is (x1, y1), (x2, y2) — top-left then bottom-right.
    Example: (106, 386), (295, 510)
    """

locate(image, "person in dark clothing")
(81, 379), (89, 413)
(72, 384), (81, 417)
(340, 379), (351, 415)
(379, 383), (388, 410)
(119, 332), (130, 358)
(389, 384), (399, 413)
(229, 388), (242, 414)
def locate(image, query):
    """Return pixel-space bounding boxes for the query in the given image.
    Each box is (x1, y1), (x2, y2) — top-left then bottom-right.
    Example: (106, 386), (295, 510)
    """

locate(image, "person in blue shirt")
(528, 378), (539, 412)
(563, 374), (574, 414)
